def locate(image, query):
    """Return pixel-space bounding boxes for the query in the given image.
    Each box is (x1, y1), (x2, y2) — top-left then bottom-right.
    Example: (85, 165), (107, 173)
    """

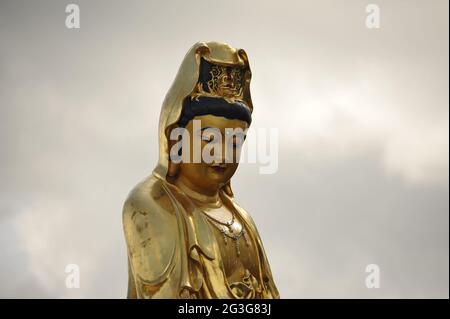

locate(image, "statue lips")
(209, 163), (228, 174)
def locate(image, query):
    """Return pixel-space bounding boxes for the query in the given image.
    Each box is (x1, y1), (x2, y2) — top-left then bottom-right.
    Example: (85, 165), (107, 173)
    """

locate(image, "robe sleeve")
(122, 183), (180, 298)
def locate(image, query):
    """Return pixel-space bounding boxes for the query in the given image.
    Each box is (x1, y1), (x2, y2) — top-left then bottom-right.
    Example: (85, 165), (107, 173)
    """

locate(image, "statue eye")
(201, 134), (211, 142)
(202, 132), (219, 143)
(231, 136), (245, 148)
(201, 127), (222, 144)
(231, 136), (244, 148)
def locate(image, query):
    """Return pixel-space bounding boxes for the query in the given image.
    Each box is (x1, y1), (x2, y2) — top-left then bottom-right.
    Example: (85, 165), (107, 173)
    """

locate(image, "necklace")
(204, 213), (250, 256)
(173, 180), (250, 256)
(203, 209), (235, 227)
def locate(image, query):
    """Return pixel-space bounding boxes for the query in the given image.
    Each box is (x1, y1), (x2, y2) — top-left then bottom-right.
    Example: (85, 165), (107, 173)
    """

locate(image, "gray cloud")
(0, 0), (448, 298)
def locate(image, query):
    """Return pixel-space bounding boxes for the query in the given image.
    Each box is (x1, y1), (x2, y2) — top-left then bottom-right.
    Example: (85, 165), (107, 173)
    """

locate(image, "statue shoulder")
(122, 175), (178, 286)
(123, 174), (176, 220)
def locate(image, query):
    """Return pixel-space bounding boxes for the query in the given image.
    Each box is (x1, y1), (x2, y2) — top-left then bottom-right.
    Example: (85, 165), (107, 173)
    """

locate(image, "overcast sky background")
(0, 0), (448, 298)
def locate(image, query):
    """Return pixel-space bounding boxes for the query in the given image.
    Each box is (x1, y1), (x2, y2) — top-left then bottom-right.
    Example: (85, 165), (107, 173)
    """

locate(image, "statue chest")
(205, 213), (263, 298)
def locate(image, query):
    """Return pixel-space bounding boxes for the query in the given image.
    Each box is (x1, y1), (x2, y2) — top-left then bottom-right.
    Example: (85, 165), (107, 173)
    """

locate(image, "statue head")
(154, 42), (253, 196)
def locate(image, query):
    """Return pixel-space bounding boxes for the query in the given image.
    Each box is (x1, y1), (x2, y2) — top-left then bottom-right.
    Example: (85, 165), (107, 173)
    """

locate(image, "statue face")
(175, 114), (248, 193)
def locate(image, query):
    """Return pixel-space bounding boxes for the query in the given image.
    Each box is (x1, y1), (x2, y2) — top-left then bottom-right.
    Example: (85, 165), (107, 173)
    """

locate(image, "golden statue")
(122, 41), (279, 299)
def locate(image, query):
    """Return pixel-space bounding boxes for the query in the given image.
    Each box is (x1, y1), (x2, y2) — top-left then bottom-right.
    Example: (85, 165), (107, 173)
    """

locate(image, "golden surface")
(122, 42), (279, 299)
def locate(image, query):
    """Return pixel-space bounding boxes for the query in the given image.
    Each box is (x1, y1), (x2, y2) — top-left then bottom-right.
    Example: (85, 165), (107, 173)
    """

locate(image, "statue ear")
(167, 128), (181, 178)
(167, 160), (180, 178)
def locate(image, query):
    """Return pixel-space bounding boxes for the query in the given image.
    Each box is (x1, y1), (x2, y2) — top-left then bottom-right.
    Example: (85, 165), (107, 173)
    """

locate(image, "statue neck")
(174, 178), (222, 208)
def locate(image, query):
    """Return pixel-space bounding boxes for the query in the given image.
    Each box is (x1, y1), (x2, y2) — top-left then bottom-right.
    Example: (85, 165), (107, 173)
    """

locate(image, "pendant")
(243, 229), (250, 246)
(221, 228), (228, 245)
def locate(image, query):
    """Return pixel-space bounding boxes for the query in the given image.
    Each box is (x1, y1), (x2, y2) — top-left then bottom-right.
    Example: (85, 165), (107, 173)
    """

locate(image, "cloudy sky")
(0, 0), (448, 298)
